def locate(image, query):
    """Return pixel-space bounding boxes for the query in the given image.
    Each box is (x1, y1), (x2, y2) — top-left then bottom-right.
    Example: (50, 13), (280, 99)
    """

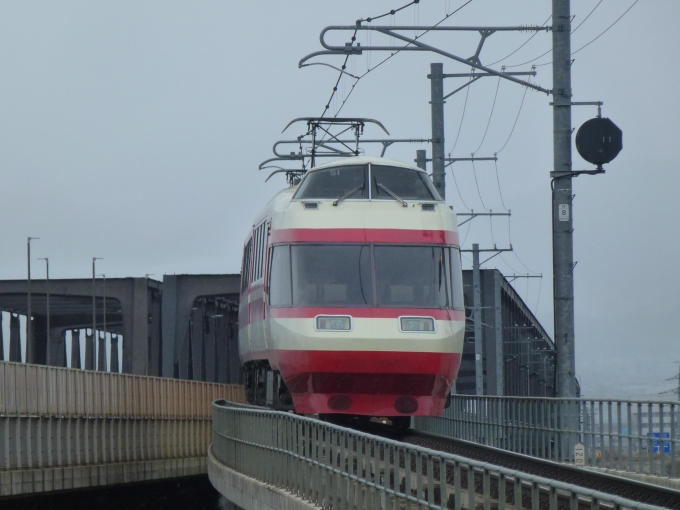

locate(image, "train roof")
(245, 156), (457, 244)
(310, 156), (424, 172)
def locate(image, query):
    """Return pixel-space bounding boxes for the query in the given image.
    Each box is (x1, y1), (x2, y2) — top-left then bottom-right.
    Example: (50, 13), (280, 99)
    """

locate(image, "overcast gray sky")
(0, 1), (677, 398)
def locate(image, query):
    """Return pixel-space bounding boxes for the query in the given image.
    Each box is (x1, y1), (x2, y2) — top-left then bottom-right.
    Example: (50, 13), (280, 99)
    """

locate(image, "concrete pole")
(472, 243), (483, 395)
(102, 274), (106, 346)
(91, 257), (101, 370)
(552, 0), (576, 398)
(39, 258), (49, 363)
(429, 63), (446, 200)
(677, 364), (679, 403)
(26, 237), (39, 363)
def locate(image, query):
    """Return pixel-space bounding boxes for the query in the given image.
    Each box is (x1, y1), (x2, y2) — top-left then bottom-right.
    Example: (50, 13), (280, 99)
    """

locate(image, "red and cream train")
(239, 156), (465, 425)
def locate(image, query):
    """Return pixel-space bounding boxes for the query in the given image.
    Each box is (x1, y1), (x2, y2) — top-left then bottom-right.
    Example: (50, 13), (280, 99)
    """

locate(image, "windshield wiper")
(333, 185), (363, 206)
(377, 183), (408, 207)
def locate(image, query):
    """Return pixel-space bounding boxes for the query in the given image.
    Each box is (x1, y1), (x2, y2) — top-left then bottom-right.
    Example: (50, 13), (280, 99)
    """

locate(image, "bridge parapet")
(414, 395), (680, 482)
(209, 400), (665, 510)
(0, 361), (246, 498)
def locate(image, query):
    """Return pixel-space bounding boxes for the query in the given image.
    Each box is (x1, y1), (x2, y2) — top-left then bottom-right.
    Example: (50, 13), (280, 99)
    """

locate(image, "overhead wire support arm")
(445, 156), (496, 168)
(300, 25), (552, 94)
(458, 211), (511, 227)
(443, 71), (536, 100)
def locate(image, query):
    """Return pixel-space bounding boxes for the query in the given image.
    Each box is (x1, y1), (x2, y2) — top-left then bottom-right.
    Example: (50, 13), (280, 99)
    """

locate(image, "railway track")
(353, 421), (680, 509)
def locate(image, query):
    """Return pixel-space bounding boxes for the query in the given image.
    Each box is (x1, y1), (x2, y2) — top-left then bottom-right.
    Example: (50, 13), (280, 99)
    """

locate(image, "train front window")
(370, 165), (441, 201)
(290, 245), (372, 306)
(295, 165), (368, 200)
(374, 246), (451, 308)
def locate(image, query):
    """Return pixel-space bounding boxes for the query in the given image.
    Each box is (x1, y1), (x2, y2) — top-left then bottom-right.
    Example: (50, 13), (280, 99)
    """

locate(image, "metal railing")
(413, 396), (680, 479)
(211, 399), (667, 509)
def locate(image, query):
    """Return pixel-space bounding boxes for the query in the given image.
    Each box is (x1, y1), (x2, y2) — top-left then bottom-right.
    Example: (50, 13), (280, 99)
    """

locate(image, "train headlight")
(399, 317), (436, 333)
(315, 315), (352, 331)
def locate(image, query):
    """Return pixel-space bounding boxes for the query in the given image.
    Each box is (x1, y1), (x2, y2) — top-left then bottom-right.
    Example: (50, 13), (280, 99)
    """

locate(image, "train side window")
(370, 165), (441, 201)
(450, 247), (464, 311)
(241, 238), (252, 292)
(251, 222), (267, 282)
(294, 165), (368, 200)
(268, 245), (292, 307)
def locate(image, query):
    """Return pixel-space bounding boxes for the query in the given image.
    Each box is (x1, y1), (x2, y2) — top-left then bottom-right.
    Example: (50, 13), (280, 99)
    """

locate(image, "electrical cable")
(473, 77), (500, 154)
(470, 159), (489, 211)
(460, 217), (472, 246)
(534, 274), (542, 313)
(487, 14), (552, 66)
(493, 159), (509, 211)
(504, 49), (550, 69)
(495, 80), (529, 153)
(448, 73), (473, 155)
(488, 213), (495, 246)
(572, 0), (639, 55)
(499, 253), (520, 273)
(571, 0), (603, 34)
(319, 1), (421, 118)
(450, 166), (472, 211)
(332, 0), (475, 118)
(507, 0), (637, 69)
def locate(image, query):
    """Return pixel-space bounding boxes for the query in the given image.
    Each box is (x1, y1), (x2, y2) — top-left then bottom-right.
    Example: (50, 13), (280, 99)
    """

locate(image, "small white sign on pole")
(574, 442), (585, 467)
(558, 204), (570, 221)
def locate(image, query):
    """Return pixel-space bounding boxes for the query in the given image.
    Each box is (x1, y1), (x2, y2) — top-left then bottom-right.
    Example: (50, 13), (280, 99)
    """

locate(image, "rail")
(211, 399), (667, 509)
(413, 395), (679, 479)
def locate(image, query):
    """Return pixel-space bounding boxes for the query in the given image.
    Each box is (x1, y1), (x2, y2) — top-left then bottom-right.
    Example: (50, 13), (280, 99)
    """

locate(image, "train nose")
(394, 396), (419, 414)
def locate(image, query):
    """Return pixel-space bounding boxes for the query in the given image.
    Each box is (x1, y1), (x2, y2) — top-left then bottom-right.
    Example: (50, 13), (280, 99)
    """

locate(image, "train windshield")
(269, 244), (463, 309)
(371, 165), (440, 201)
(295, 165), (368, 200)
(294, 164), (441, 201)
(374, 246), (451, 307)
(269, 244), (373, 307)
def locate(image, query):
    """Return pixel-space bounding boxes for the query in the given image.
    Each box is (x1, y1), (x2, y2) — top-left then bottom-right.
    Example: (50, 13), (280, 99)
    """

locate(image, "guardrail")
(413, 396), (679, 479)
(0, 360), (245, 418)
(211, 399), (666, 510)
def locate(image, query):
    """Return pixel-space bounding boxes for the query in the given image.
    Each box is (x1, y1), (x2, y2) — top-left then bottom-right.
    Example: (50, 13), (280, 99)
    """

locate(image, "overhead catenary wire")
(473, 77), (501, 154)
(493, 159), (509, 211)
(487, 14), (552, 66)
(572, 0), (640, 55)
(470, 158), (489, 211)
(507, 0), (639, 68)
(450, 166), (472, 211)
(448, 73), (473, 156)
(495, 79), (530, 153)
(328, 0), (476, 118)
(571, 0), (603, 34)
(318, 0), (422, 119)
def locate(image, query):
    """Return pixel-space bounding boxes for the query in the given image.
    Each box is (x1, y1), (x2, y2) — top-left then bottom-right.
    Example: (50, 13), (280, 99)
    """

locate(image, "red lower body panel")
(273, 350), (462, 417)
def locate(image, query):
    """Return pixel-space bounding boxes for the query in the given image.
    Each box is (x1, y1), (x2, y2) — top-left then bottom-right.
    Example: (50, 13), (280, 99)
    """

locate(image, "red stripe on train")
(270, 228), (459, 245)
(268, 307), (465, 321)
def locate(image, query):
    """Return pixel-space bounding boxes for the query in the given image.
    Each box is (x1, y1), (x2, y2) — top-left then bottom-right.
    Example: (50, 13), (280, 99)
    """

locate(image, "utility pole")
(552, 0), (576, 398)
(26, 237), (39, 363)
(91, 257), (102, 370)
(677, 364), (680, 403)
(39, 258), (49, 364)
(429, 63), (446, 199)
(472, 243), (484, 395)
